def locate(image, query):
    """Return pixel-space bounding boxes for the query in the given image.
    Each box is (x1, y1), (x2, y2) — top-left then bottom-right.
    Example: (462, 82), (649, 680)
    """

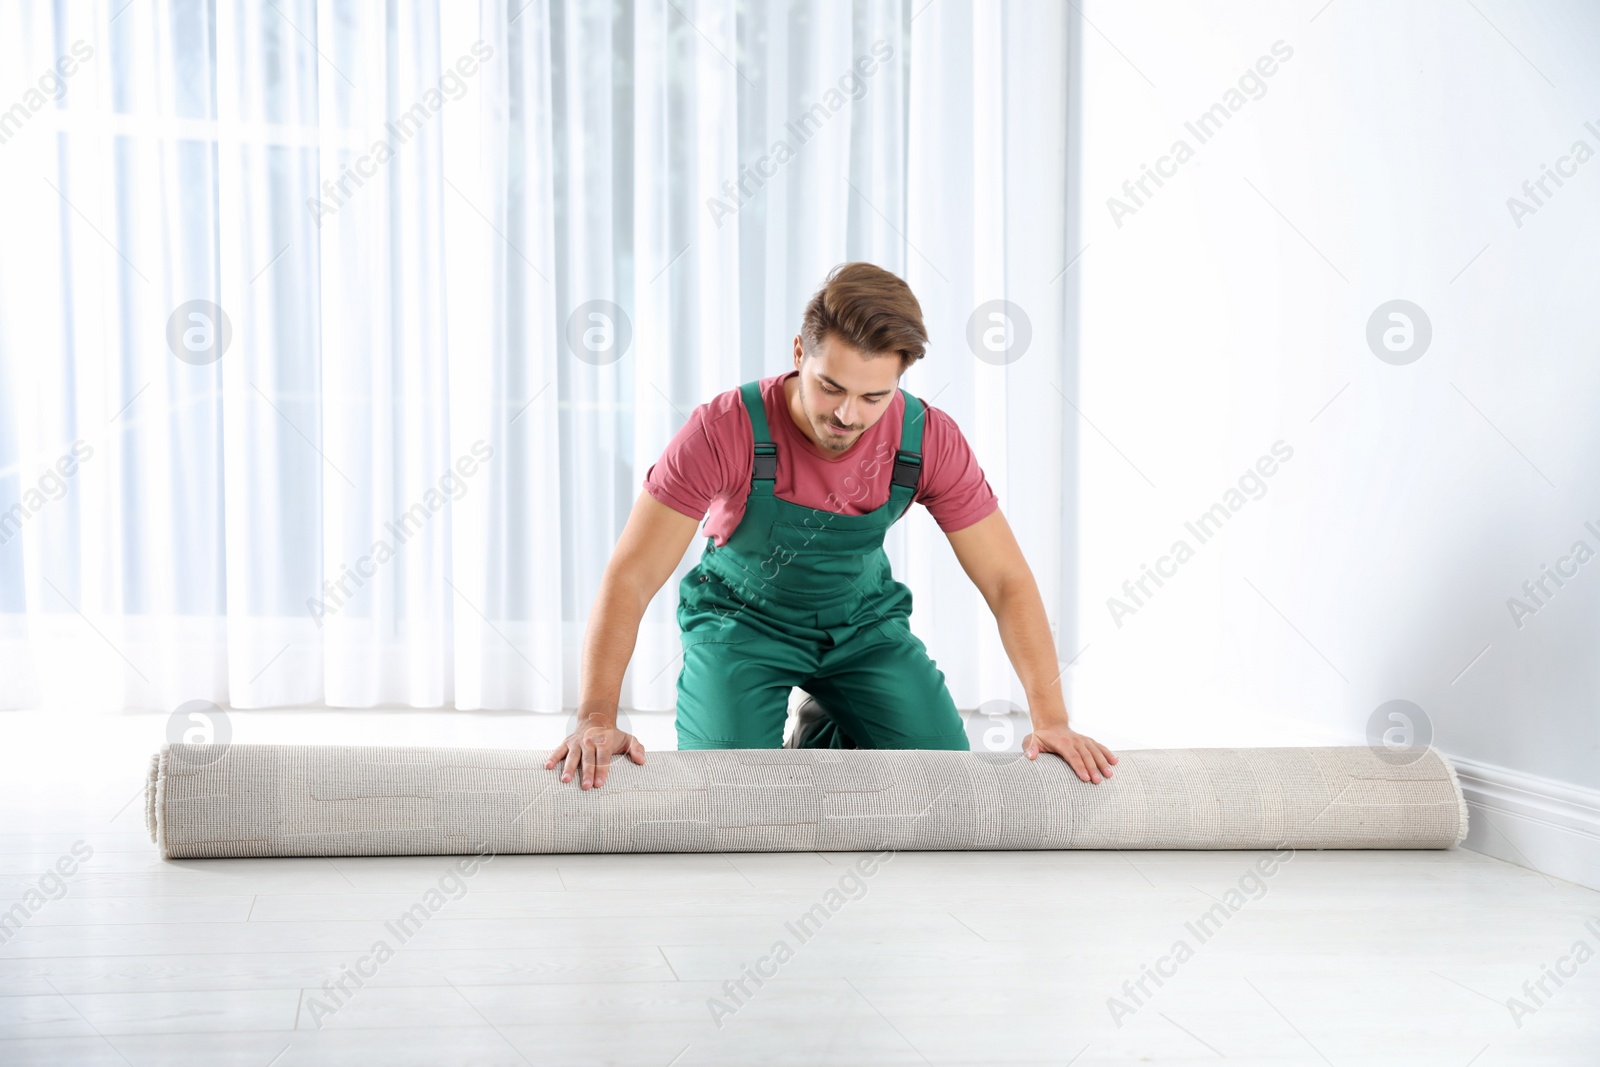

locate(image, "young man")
(547, 262), (1116, 789)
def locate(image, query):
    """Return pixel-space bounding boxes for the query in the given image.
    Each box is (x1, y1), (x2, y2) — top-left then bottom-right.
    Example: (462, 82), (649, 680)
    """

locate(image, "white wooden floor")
(1, 709), (1597, 1066)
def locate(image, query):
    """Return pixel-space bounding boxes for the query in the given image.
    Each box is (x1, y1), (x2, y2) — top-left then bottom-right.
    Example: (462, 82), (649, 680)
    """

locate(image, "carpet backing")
(144, 748), (1465, 863)
(144, 743), (1468, 859)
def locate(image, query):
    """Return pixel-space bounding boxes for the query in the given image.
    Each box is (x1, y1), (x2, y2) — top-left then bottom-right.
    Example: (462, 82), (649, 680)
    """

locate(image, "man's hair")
(799, 262), (927, 373)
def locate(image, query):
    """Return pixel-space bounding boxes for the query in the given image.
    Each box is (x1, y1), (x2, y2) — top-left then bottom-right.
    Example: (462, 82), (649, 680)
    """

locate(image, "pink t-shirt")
(643, 370), (999, 547)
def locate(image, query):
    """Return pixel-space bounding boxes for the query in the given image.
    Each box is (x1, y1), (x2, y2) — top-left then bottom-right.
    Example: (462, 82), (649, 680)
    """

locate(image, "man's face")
(791, 335), (902, 455)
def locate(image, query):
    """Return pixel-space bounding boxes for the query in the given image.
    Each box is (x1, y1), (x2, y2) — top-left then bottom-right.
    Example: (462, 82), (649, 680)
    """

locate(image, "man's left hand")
(1023, 726), (1118, 784)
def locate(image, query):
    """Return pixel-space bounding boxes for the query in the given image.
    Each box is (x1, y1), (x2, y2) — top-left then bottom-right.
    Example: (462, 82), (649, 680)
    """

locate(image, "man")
(547, 262), (1117, 789)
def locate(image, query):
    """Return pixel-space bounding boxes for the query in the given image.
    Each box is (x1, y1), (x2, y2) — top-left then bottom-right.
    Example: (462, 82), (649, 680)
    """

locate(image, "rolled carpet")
(144, 743), (1467, 859)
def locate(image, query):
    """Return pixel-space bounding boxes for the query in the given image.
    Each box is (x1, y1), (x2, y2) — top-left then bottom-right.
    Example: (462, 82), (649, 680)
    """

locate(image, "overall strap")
(739, 381), (778, 482)
(741, 378), (923, 495)
(892, 389), (925, 492)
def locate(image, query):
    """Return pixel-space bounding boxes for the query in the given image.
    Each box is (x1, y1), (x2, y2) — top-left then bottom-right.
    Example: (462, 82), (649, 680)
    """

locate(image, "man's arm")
(945, 508), (1117, 784)
(547, 489), (702, 789)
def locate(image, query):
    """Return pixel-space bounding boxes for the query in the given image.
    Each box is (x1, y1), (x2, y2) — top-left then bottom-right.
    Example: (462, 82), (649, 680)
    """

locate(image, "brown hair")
(799, 262), (927, 373)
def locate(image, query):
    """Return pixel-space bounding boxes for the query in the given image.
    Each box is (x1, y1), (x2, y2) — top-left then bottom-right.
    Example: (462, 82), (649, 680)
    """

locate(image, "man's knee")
(876, 729), (970, 752)
(675, 697), (788, 749)
(675, 735), (745, 751)
(675, 717), (782, 750)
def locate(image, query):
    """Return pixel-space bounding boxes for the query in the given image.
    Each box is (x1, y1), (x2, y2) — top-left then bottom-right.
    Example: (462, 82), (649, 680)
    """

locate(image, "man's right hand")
(545, 717), (646, 790)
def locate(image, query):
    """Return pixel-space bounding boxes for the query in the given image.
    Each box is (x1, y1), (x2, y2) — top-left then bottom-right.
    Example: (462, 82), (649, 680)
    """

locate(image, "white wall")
(1068, 0), (1600, 795)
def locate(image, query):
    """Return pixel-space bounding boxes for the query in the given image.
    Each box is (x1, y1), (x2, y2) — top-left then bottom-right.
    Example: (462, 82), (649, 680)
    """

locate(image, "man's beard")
(805, 396), (856, 449)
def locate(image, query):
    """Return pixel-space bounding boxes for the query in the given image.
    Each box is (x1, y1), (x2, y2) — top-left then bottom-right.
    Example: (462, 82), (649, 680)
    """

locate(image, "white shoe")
(784, 694), (826, 749)
(784, 693), (857, 749)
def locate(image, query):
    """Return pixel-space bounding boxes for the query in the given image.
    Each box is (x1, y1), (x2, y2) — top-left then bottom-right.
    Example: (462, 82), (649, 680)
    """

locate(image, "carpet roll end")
(1437, 747), (1471, 847)
(145, 746), (166, 855)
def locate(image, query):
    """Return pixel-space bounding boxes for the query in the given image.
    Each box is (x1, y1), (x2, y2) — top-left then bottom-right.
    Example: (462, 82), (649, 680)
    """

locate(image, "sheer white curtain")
(0, 0), (1077, 715)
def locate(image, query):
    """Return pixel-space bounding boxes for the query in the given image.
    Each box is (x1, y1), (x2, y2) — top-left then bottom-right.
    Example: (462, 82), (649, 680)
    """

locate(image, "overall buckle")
(891, 450), (921, 489)
(753, 443), (778, 481)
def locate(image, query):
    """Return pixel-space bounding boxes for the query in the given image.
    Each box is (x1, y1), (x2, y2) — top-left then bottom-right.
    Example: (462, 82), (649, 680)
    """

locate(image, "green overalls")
(673, 380), (971, 751)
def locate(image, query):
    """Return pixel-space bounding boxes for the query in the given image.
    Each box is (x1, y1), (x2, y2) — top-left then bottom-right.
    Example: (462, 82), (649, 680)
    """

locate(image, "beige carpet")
(145, 743), (1468, 859)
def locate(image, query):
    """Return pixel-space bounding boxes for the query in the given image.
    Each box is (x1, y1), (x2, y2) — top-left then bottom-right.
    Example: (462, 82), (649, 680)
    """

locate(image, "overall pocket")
(678, 567), (754, 646)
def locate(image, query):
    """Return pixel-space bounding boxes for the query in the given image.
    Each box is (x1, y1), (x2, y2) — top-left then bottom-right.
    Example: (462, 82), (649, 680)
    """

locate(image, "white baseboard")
(1445, 751), (1600, 893)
